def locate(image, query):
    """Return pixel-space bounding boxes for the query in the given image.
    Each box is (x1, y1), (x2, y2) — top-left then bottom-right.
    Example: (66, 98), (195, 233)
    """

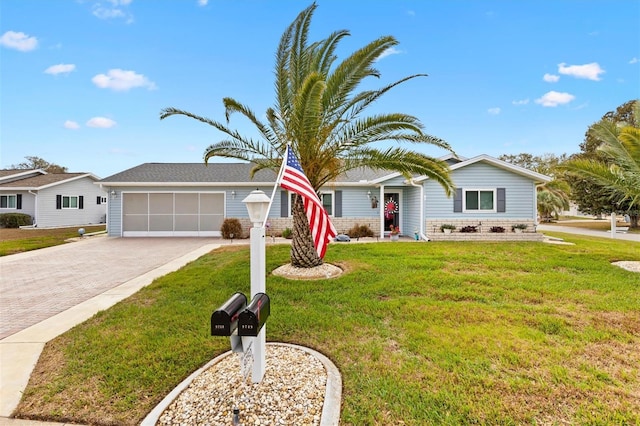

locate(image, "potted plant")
(389, 224), (400, 241)
(512, 223), (528, 233)
(440, 224), (456, 234)
(490, 226), (506, 233)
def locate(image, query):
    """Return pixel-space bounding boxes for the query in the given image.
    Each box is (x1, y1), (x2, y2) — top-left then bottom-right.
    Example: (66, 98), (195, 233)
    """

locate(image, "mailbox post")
(242, 189), (270, 383)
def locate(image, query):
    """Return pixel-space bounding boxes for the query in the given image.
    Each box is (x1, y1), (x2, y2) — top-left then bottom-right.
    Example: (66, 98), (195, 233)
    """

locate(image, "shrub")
(440, 224), (456, 231)
(220, 218), (243, 239)
(0, 213), (32, 228)
(512, 223), (528, 231)
(281, 227), (293, 239)
(490, 226), (506, 233)
(347, 223), (374, 238)
(460, 225), (477, 233)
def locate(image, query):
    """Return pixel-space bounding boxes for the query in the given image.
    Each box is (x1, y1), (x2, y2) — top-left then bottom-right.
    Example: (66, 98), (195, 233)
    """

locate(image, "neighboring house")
(0, 169), (107, 228)
(98, 155), (551, 241)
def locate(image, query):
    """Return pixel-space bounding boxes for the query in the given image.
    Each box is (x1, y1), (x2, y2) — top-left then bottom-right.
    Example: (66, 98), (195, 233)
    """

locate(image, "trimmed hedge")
(0, 213), (32, 228)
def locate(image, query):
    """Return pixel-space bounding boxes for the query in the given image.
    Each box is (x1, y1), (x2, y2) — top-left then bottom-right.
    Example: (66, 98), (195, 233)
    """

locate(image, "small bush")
(440, 224), (456, 231)
(460, 225), (477, 233)
(512, 223), (528, 231)
(0, 213), (32, 228)
(220, 218), (243, 239)
(490, 226), (506, 233)
(281, 228), (293, 239)
(347, 224), (374, 238)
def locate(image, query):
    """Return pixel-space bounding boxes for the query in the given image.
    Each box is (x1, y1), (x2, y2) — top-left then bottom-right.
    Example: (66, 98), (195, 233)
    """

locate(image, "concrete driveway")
(0, 236), (221, 418)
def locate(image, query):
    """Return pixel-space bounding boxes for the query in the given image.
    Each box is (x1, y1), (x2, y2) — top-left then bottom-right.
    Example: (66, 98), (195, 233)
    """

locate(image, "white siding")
(37, 178), (106, 227)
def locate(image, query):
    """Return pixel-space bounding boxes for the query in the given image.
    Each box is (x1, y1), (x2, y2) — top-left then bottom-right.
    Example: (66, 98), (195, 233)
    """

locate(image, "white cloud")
(543, 73), (559, 83)
(64, 120), (80, 129)
(92, 69), (157, 91)
(87, 117), (117, 128)
(487, 107), (501, 115)
(535, 91), (575, 107)
(198, 0), (208, 5)
(377, 47), (402, 61)
(630, 57), (639, 64)
(512, 99), (529, 106)
(0, 31), (38, 52)
(44, 63), (76, 75)
(92, 0), (133, 23)
(558, 62), (605, 81)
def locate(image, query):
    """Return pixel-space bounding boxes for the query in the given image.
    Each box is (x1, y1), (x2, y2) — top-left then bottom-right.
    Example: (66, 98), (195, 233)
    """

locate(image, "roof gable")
(0, 173), (99, 190)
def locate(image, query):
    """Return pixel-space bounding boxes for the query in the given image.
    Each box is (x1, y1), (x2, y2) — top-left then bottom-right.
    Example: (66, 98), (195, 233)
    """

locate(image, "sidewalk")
(537, 224), (640, 242)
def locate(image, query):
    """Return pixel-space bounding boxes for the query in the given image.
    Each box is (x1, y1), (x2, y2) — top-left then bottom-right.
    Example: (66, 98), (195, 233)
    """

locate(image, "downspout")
(28, 190), (37, 227)
(409, 179), (429, 241)
(379, 185), (385, 239)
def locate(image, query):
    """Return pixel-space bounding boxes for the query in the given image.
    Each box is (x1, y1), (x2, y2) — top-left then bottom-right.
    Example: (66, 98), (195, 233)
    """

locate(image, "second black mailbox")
(238, 292), (270, 336)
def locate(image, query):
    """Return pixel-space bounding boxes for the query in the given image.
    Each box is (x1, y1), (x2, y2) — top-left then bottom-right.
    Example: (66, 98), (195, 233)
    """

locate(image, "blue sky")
(1, 0), (639, 178)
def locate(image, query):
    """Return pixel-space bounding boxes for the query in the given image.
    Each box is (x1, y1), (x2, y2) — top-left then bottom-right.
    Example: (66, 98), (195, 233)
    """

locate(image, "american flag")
(278, 146), (337, 258)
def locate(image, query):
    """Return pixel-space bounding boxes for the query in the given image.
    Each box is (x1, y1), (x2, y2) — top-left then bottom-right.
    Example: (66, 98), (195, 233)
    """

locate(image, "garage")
(122, 192), (224, 237)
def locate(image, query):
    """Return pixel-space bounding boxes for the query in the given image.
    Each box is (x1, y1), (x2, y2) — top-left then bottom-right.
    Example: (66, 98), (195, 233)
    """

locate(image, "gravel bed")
(157, 345), (327, 426)
(612, 261), (640, 273)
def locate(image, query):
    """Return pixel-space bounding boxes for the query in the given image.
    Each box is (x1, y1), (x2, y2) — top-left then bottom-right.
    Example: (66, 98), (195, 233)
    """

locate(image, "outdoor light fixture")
(367, 190), (371, 198)
(231, 190), (236, 199)
(242, 189), (271, 226)
(110, 190), (116, 198)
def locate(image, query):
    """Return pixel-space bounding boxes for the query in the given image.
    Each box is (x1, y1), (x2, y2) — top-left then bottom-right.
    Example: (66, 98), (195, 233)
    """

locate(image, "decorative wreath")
(384, 199), (398, 219)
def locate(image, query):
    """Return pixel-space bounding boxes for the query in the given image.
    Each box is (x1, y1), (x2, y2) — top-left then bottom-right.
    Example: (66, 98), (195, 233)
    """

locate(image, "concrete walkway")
(537, 223), (640, 242)
(0, 236), (220, 421)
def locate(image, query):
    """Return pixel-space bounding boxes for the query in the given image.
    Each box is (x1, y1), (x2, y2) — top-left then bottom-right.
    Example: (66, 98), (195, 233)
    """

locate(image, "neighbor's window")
(464, 189), (495, 212)
(62, 196), (79, 209)
(289, 191), (334, 216)
(0, 195), (17, 209)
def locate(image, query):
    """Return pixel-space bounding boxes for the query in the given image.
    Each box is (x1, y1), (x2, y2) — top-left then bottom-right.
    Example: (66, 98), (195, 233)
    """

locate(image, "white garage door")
(122, 192), (224, 237)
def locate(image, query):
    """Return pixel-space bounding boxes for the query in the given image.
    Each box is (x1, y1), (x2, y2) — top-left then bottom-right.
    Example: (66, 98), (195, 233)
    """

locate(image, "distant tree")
(499, 152), (571, 221)
(10, 156), (68, 173)
(562, 99), (639, 228)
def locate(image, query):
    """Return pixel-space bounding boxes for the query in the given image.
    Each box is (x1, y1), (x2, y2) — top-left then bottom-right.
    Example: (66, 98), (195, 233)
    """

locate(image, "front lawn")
(0, 225), (106, 256)
(15, 235), (640, 425)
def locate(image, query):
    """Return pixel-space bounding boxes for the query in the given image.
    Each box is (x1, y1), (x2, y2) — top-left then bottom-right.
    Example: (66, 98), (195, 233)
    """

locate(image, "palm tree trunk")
(290, 195), (323, 268)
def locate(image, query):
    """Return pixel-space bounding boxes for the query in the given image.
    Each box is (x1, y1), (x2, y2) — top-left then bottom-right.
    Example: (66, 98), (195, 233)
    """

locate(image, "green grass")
(0, 225), (106, 256)
(15, 235), (640, 425)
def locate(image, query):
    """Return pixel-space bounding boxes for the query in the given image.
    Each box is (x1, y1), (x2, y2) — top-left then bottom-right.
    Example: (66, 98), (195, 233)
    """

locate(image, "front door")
(383, 192), (400, 234)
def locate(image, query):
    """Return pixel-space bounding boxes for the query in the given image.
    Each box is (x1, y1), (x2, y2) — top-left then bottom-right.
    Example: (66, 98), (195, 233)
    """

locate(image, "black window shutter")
(16, 194), (22, 210)
(453, 188), (462, 212)
(56, 195), (62, 209)
(79, 196), (84, 209)
(280, 191), (288, 217)
(97, 196), (102, 205)
(334, 191), (342, 217)
(497, 188), (506, 212)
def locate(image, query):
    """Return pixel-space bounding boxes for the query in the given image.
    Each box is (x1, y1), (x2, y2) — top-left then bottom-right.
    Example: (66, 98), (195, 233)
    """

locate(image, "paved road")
(537, 224), (640, 242)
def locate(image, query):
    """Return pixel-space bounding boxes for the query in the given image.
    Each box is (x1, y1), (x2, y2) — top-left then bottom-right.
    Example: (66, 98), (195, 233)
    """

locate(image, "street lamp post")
(242, 189), (270, 383)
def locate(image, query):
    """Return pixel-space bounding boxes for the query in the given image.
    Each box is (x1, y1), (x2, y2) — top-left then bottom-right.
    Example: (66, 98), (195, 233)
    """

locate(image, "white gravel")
(157, 345), (327, 426)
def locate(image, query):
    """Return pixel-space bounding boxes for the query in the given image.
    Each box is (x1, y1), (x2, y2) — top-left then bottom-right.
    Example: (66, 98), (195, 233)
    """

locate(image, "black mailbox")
(238, 293), (270, 336)
(211, 292), (247, 336)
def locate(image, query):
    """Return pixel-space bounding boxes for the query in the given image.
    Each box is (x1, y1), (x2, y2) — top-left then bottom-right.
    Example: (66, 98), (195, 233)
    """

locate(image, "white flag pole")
(261, 145), (289, 228)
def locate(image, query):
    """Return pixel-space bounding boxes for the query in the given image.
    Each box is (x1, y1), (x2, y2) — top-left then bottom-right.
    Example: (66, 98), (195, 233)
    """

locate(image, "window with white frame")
(289, 191), (334, 216)
(0, 195), (17, 209)
(62, 195), (79, 209)
(464, 189), (495, 212)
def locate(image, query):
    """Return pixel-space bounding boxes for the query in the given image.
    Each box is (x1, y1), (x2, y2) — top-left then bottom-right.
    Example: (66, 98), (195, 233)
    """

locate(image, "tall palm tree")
(562, 101), (640, 211)
(161, 3), (454, 267)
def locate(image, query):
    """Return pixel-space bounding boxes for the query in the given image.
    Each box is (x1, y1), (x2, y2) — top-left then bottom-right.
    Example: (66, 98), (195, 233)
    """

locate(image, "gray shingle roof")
(0, 173), (92, 189)
(99, 163), (391, 184)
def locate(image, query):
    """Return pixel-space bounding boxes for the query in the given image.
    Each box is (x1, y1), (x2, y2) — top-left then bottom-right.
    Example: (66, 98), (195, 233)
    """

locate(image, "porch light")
(242, 189), (270, 226)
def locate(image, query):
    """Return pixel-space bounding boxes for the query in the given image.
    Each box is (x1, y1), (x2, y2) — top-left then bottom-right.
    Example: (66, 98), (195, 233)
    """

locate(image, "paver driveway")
(0, 236), (217, 339)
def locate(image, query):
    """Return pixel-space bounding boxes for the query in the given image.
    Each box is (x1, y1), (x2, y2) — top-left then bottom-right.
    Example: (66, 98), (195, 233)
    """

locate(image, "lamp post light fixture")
(242, 189), (270, 383)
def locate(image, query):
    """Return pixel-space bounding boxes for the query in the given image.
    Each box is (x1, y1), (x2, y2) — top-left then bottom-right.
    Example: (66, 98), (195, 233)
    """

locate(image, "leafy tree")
(10, 156), (68, 173)
(161, 3), (454, 267)
(562, 100), (639, 228)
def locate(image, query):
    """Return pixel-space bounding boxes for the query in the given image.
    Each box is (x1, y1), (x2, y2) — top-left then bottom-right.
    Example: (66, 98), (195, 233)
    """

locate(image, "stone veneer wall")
(232, 217), (381, 238)
(426, 219), (544, 241)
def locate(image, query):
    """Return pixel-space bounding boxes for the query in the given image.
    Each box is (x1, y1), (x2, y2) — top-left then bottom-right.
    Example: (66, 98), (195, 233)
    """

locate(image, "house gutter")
(409, 179), (429, 241)
(28, 190), (38, 227)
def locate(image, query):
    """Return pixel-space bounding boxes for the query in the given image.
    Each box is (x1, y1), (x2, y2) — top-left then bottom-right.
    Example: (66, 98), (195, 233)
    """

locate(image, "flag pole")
(261, 145), (289, 228)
